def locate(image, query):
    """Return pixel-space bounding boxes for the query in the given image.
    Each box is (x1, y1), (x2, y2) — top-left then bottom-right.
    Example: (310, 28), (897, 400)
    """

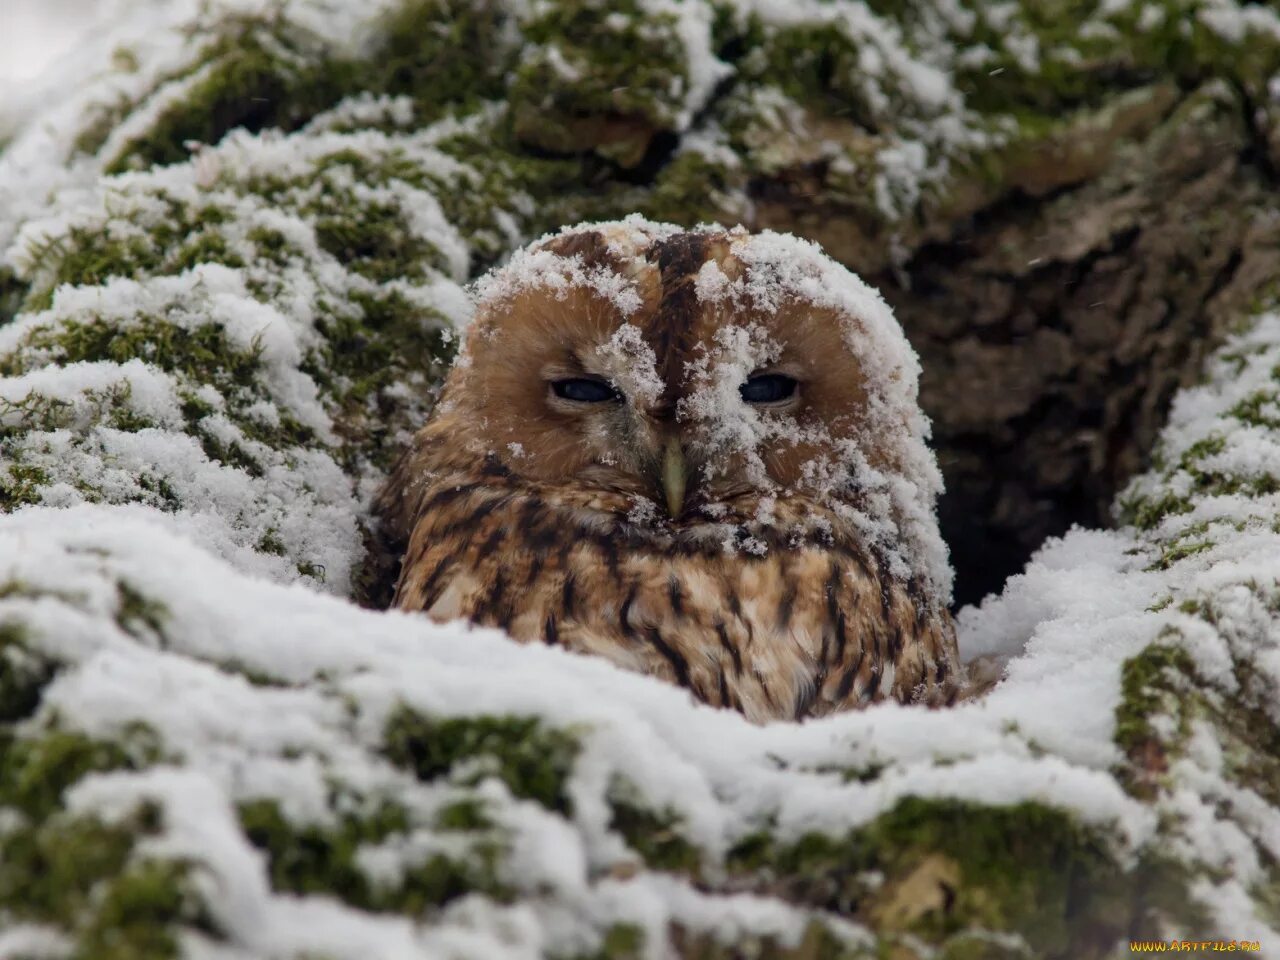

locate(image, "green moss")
(306, 290), (454, 472)
(0, 725), (175, 954)
(729, 798), (1196, 959)
(72, 94), (132, 158)
(0, 462), (51, 510)
(172, 231), (245, 274)
(78, 859), (212, 960)
(239, 797), (409, 905)
(948, 0), (1280, 121)
(1115, 618), (1280, 819)
(220, 408), (319, 462)
(136, 473), (182, 509)
(1149, 597), (1280, 805)
(106, 16), (355, 173)
(311, 138), (576, 273)
(607, 779), (702, 874)
(10, 142), (468, 485)
(0, 800), (202, 960)
(1, 316), (263, 391)
(0, 392), (75, 437)
(21, 201), (242, 311)
(1229, 390), (1280, 427)
(367, 0), (517, 119)
(510, 0), (689, 164)
(588, 923), (645, 960)
(115, 582), (169, 640)
(1255, 871), (1280, 932)
(1194, 471), (1278, 501)
(638, 151), (741, 227)
(293, 560), (326, 582)
(325, 289), (445, 378)
(245, 226), (292, 266)
(1114, 642), (1194, 798)
(0, 621), (57, 722)
(739, 20), (877, 130)
(94, 384), (161, 433)
(296, 144), (521, 281)
(313, 203), (441, 282)
(568, 919), (881, 960)
(1180, 434), (1226, 466)
(192, 427), (267, 479)
(1146, 537), (1214, 571)
(429, 131), (586, 268)
(0, 727), (161, 819)
(678, 921), (876, 960)
(0, 383), (156, 449)
(1119, 426), (1280, 530)
(382, 708), (581, 812)
(434, 797), (493, 831)
(728, 826), (879, 916)
(962, 12), (1148, 115)
(1217, 699), (1280, 810)
(0, 307), (306, 491)
(0, 814), (139, 926)
(1117, 490), (1193, 531)
(177, 392), (216, 424)
(105, 0), (520, 173)
(257, 529), (287, 556)
(384, 836), (511, 916)
(239, 795), (510, 913)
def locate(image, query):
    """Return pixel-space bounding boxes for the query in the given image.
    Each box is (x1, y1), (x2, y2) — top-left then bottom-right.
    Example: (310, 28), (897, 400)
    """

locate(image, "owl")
(377, 218), (962, 722)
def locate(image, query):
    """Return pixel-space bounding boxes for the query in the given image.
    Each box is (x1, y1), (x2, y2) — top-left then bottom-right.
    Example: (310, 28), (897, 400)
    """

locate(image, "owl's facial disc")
(443, 231), (889, 537)
(399, 222), (950, 600)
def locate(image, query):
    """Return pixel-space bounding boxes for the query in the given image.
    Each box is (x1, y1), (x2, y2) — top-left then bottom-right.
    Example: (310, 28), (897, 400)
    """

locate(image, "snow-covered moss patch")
(13, 0), (1279, 260)
(962, 308), (1280, 945)
(0, 116), (540, 596)
(0, 495), (1270, 956)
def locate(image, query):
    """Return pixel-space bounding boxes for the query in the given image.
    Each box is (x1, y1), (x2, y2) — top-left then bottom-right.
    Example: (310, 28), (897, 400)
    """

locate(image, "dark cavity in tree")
(874, 94), (1275, 605)
(745, 81), (1280, 606)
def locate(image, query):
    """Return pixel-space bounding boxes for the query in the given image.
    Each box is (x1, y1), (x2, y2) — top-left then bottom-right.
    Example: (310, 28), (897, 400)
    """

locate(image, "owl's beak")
(661, 436), (687, 519)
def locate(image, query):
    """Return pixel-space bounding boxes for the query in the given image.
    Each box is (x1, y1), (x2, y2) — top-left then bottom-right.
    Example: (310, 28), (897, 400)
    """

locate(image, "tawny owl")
(377, 218), (961, 722)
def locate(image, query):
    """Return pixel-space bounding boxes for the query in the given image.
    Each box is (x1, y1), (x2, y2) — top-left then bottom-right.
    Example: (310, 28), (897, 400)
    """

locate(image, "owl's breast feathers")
(385, 476), (962, 723)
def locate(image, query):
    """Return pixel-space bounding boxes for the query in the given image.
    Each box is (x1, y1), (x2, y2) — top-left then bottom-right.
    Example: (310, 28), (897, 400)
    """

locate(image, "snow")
(0, 267), (366, 591)
(0, 503), (1169, 955)
(473, 245), (645, 319)
(638, 0), (733, 130)
(595, 324), (666, 408)
(1199, 1), (1280, 45)
(9, 389), (1280, 945)
(0, 109), (494, 595)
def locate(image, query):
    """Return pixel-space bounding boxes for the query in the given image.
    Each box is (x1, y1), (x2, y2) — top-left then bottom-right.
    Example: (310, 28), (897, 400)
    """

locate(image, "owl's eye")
(740, 374), (798, 405)
(551, 377), (622, 403)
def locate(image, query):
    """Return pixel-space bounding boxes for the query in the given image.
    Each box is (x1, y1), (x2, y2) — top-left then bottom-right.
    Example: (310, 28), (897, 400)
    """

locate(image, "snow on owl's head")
(429, 217), (951, 601)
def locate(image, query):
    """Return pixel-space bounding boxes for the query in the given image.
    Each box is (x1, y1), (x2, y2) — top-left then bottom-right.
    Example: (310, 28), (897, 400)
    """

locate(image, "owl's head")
(403, 217), (950, 601)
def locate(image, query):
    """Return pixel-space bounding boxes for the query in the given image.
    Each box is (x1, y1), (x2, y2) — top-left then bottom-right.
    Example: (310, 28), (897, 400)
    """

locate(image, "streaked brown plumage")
(378, 220), (962, 722)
